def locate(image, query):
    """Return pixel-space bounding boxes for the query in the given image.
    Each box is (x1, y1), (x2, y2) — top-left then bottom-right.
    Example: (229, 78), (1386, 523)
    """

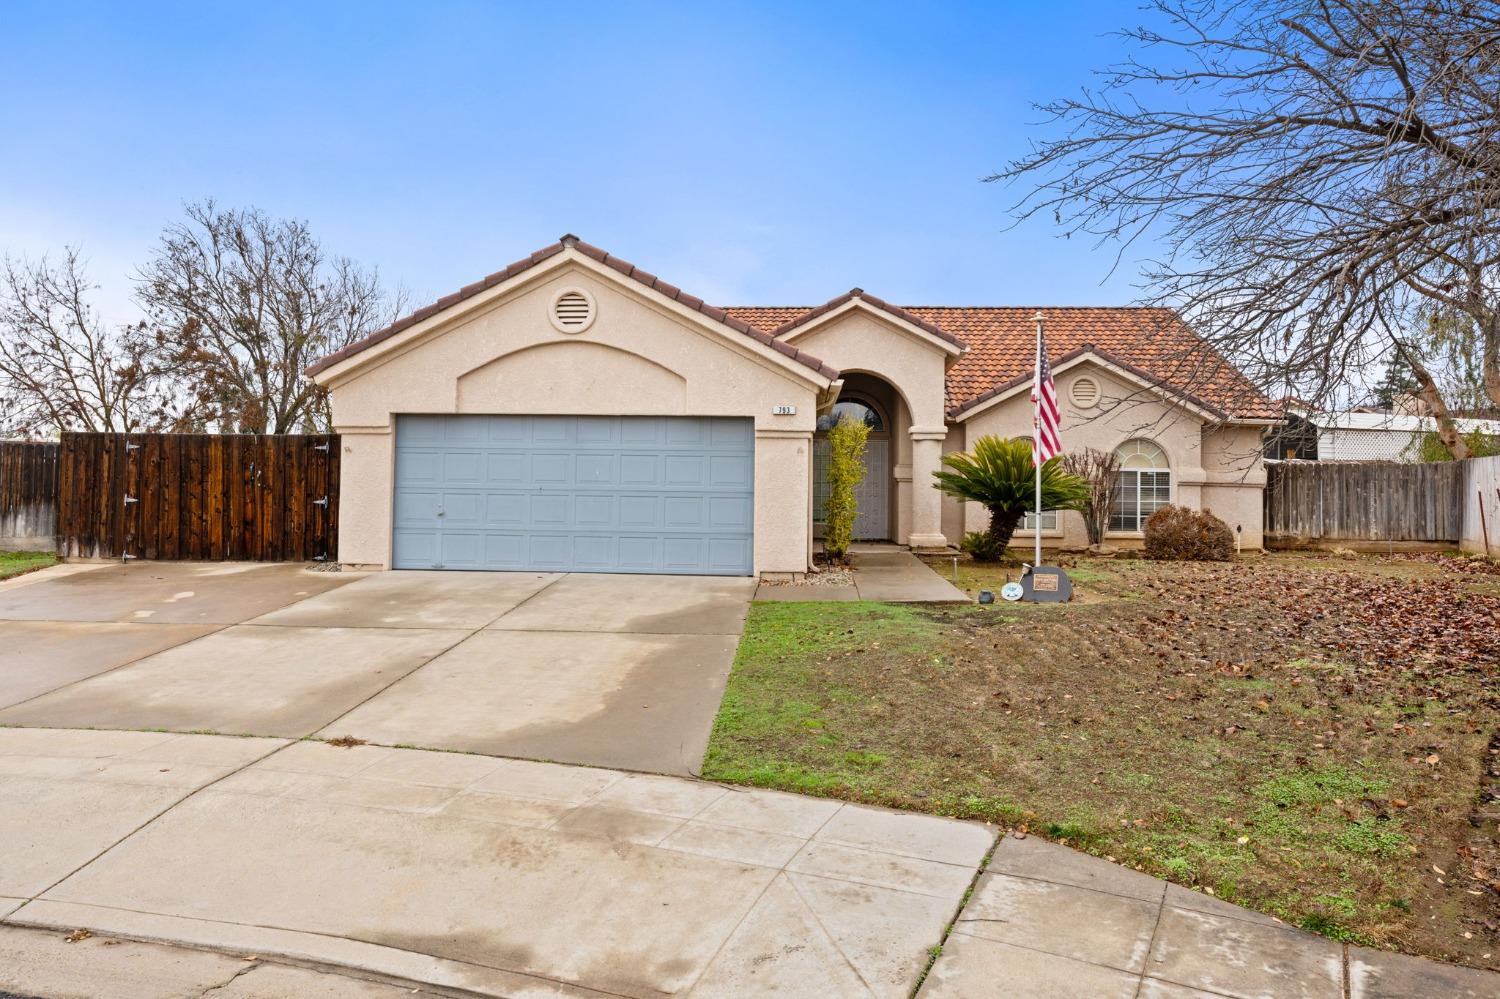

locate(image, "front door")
(813, 397), (891, 541)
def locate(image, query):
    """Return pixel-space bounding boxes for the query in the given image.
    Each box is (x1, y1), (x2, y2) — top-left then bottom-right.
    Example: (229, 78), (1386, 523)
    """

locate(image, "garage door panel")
(666, 420), (708, 446)
(394, 415), (753, 575)
(396, 490), (442, 525)
(439, 532), (483, 568)
(486, 452), (525, 484)
(663, 455), (704, 485)
(708, 538), (752, 573)
(575, 453), (616, 484)
(442, 451), (483, 482)
(531, 453), (570, 485)
(531, 417), (571, 443)
(663, 496), (704, 529)
(709, 496), (753, 530)
(574, 495), (614, 527)
(620, 419), (661, 445)
(439, 492), (482, 526)
(393, 531), (439, 565)
(485, 493), (525, 527)
(711, 419), (753, 447)
(619, 495), (658, 527)
(709, 454), (752, 488)
(618, 537), (659, 569)
(620, 454), (660, 485)
(484, 534), (526, 567)
(576, 416), (617, 444)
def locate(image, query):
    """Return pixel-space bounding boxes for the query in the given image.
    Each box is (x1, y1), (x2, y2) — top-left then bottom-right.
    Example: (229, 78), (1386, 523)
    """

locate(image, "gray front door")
(393, 415), (754, 575)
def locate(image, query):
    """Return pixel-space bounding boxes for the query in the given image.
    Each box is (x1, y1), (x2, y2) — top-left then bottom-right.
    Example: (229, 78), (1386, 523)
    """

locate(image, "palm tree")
(932, 435), (1089, 559)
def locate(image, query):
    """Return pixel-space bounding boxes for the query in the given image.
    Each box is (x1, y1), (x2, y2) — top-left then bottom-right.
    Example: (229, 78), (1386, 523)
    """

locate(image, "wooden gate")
(56, 433), (339, 561)
(0, 440), (60, 550)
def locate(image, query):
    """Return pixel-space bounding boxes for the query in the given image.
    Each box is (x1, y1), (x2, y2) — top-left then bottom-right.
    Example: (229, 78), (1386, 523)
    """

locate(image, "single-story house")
(307, 236), (1279, 577)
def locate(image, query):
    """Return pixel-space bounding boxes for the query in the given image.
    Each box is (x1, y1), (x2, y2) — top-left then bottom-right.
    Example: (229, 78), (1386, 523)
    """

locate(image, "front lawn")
(704, 552), (1499, 970)
(0, 550), (56, 580)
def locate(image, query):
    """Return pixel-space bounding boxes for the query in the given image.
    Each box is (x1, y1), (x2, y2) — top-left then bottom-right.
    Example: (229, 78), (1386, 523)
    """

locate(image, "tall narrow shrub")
(824, 415), (870, 562)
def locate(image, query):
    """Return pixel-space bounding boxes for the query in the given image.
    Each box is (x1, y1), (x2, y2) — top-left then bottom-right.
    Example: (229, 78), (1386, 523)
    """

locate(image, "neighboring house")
(1296, 410), (1500, 461)
(308, 236), (1279, 577)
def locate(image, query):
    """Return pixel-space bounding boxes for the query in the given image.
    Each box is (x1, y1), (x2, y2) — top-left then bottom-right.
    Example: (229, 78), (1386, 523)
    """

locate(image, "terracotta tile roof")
(726, 305), (1278, 421)
(307, 236), (839, 381)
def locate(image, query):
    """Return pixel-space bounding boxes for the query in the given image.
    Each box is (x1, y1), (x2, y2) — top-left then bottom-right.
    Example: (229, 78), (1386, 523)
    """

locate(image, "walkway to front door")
(754, 544), (968, 602)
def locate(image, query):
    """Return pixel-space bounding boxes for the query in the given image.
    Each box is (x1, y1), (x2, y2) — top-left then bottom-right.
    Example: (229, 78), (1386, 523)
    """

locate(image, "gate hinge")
(313, 496), (329, 507)
(314, 442), (331, 452)
(124, 442), (142, 452)
(123, 495), (139, 505)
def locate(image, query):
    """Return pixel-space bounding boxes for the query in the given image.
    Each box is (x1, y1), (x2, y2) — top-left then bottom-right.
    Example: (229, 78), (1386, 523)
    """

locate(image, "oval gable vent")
(1071, 375), (1101, 409)
(549, 288), (595, 333)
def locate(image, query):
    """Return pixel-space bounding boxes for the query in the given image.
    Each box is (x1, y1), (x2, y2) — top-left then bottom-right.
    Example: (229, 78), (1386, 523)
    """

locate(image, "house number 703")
(772, 405), (796, 415)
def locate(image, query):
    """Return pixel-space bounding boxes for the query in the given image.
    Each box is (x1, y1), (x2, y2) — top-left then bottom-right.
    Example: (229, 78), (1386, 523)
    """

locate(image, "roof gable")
(307, 236), (839, 382)
(768, 290), (965, 355)
(728, 305), (1278, 421)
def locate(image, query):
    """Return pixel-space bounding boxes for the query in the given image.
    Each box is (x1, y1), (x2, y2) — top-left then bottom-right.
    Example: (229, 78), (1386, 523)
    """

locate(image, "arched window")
(1110, 439), (1170, 532)
(816, 399), (885, 433)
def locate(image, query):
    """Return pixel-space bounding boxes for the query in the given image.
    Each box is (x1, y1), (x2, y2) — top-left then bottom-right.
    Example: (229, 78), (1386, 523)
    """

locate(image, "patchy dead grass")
(704, 551), (1499, 970)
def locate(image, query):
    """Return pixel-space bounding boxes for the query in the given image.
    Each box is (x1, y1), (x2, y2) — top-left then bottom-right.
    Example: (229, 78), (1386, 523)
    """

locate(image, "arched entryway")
(813, 373), (901, 541)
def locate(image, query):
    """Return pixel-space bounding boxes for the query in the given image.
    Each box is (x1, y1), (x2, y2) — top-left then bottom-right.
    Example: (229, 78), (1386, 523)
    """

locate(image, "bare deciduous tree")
(1060, 447), (1120, 546)
(0, 250), (182, 436)
(994, 1), (1500, 458)
(136, 201), (403, 433)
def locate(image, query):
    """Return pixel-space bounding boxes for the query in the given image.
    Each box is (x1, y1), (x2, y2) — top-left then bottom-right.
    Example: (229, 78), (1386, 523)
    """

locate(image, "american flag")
(1031, 315), (1061, 464)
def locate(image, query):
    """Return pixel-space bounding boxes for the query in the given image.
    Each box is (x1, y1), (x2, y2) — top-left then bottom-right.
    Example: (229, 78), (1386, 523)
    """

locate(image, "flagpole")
(1033, 311), (1043, 569)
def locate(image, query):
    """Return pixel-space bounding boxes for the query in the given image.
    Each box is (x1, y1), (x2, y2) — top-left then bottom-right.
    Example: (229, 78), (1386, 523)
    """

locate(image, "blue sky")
(2, 1), (1155, 323)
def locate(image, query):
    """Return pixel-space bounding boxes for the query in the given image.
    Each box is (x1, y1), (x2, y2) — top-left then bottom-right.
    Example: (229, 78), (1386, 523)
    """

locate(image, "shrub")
(960, 531), (1005, 562)
(823, 415), (870, 562)
(1143, 505), (1235, 561)
(932, 436), (1089, 556)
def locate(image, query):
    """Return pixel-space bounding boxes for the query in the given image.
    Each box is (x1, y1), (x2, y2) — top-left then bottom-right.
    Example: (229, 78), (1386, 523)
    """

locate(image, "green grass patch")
(0, 550), (56, 580)
(705, 555), (1495, 967)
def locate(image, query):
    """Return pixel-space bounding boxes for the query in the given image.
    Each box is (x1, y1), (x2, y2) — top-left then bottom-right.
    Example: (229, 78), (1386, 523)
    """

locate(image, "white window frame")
(1109, 439), (1171, 534)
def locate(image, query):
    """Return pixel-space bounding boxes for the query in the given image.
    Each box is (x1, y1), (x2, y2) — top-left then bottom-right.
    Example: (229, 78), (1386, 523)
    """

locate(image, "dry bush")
(1143, 505), (1234, 561)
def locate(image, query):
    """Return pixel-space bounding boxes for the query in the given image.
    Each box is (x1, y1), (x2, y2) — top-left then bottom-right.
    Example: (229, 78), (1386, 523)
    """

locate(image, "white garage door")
(392, 415), (754, 575)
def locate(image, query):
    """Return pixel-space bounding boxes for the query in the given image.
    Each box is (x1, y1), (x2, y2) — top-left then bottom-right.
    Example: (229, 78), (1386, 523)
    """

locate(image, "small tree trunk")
(1407, 351), (1470, 460)
(987, 507), (1026, 557)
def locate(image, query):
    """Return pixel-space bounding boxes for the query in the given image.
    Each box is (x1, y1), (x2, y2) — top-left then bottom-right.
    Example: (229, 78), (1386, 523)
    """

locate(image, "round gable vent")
(1070, 375), (1101, 409)
(549, 288), (596, 333)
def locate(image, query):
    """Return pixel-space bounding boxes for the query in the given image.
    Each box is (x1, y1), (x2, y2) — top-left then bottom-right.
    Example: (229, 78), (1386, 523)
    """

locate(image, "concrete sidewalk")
(754, 544), (968, 602)
(2, 728), (1494, 998)
(2, 728), (991, 998)
(919, 835), (1499, 999)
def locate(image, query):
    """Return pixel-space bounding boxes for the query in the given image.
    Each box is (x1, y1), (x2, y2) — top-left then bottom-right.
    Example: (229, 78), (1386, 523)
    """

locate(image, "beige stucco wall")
(947, 360), (1268, 551)
(321, 261), (823, 574)
(788, 308), (952, 546)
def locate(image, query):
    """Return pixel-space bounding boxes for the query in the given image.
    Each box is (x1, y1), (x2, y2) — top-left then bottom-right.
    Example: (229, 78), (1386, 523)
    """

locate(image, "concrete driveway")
(0, 562), (753, 775)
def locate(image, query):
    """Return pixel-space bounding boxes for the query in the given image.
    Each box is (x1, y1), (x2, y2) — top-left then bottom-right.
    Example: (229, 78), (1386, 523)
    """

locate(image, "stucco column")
(907, 427), (949, 549)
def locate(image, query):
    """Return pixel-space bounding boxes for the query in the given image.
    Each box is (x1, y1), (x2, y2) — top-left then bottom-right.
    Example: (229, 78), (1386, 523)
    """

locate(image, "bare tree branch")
(994, 0), (1500, 447)
(135, 201), (403, 433)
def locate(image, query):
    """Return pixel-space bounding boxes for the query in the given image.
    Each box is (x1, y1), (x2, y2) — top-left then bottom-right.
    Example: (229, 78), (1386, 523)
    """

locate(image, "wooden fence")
(1461, 455), (1500, 556)
(1264, 459), (1465, 547)
(56, 433), (339, 561)
(0, 441), (60, 551)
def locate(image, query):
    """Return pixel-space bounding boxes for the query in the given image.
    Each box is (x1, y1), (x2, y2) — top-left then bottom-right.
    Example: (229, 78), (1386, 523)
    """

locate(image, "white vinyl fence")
(1462, 454), (1500, 556)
